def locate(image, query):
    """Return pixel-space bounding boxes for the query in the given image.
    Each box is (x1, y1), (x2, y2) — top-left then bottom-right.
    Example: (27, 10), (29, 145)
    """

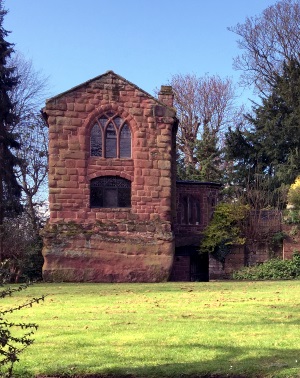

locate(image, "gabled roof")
(45, 70), (166, 106)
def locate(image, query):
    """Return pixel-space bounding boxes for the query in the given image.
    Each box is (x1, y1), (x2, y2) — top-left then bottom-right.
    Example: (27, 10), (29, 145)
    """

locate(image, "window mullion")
(117, 129), (120, 158)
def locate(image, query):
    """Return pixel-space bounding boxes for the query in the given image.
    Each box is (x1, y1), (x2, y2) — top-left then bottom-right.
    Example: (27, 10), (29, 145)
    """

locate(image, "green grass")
(2, 281), (300, 378)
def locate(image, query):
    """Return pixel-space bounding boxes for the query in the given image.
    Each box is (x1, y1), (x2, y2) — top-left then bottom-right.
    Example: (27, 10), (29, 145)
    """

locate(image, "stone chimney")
(158, 85), (174, 108)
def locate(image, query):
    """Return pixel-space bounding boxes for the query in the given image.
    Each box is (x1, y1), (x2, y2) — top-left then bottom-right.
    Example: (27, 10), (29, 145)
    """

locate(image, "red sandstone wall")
(46, 72), (176, 224)
(42, 71), (177, 282)
(42, 221), (174, 282)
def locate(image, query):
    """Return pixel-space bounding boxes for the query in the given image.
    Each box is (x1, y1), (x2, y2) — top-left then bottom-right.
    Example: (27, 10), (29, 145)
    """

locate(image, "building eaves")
(176, 180), (222, 187)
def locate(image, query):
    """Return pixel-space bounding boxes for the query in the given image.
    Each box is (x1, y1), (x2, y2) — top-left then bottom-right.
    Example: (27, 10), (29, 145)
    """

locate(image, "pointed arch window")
(106, 123), (117, 158)
(120, 124), (131, 158)
(90, 124), (102, 156)
(90, 112), (131, 158)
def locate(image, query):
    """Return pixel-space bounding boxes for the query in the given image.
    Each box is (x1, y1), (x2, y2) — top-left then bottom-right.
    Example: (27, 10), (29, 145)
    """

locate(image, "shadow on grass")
(36, 343), (300, 378)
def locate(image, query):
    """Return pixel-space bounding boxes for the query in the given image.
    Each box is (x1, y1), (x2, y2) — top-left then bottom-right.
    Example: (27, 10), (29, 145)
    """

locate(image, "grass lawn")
(2, 281), (300, 378)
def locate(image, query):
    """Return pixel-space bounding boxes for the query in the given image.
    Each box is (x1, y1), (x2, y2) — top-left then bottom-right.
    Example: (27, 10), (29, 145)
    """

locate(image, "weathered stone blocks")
(42, 71), (177, 282)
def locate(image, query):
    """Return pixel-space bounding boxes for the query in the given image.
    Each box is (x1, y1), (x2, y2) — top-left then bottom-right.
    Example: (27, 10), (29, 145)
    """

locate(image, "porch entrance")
(169, 246), (209, 282)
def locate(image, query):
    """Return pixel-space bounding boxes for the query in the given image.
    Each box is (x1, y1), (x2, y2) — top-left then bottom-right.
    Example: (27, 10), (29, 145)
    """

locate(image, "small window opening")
(90, 176), (131, 208)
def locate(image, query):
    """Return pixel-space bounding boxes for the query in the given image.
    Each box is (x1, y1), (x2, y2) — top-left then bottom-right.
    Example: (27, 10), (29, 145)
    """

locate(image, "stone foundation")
(42, 221), (174, 282)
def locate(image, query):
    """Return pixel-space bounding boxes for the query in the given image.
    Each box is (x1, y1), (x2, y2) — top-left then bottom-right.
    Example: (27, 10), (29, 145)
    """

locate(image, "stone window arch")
(90, 176), (131, 208)
(90, 112), (131, 158)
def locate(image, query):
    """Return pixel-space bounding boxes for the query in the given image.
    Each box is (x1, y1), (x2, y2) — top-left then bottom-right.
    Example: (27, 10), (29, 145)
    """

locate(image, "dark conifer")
(225, 58), (300, 207)
(0, 1), (21, 258)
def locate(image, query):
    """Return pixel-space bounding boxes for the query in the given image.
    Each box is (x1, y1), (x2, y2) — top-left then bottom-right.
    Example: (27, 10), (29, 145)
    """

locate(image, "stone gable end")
(42, 71), (179, 282)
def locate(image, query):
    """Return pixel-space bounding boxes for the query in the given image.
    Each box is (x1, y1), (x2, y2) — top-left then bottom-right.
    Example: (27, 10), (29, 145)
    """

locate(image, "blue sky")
(5, 0), (276, 104)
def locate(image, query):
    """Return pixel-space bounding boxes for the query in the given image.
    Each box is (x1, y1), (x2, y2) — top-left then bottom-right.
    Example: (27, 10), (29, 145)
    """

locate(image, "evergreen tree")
(195, 124), (222, 182)
(0, 1), (21, 258)
(225, 58), (300, 208)
(176, 126), (222, 183)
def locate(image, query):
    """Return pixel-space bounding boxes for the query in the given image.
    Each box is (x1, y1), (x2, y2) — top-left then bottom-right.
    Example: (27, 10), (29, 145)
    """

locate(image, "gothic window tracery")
(90, 112), (131, 158)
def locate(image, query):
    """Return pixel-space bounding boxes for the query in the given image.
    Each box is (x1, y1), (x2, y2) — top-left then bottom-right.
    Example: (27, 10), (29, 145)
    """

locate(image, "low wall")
(282, 224), (300, 259)
(209, 242), (282, 279)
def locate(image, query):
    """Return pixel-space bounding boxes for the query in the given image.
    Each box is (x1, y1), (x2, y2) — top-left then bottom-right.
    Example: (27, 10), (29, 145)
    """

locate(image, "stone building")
(42, 71), (220, 282)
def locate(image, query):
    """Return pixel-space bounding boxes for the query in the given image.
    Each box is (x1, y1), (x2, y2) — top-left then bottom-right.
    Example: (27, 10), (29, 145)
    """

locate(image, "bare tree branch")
(229, 0), (300, 94)
(7, 53), (49, 234)
(169, 73), (241, 174)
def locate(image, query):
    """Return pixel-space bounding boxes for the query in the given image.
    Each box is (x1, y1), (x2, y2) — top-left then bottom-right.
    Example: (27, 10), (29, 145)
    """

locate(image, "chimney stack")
(158, 85), (174, 108)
